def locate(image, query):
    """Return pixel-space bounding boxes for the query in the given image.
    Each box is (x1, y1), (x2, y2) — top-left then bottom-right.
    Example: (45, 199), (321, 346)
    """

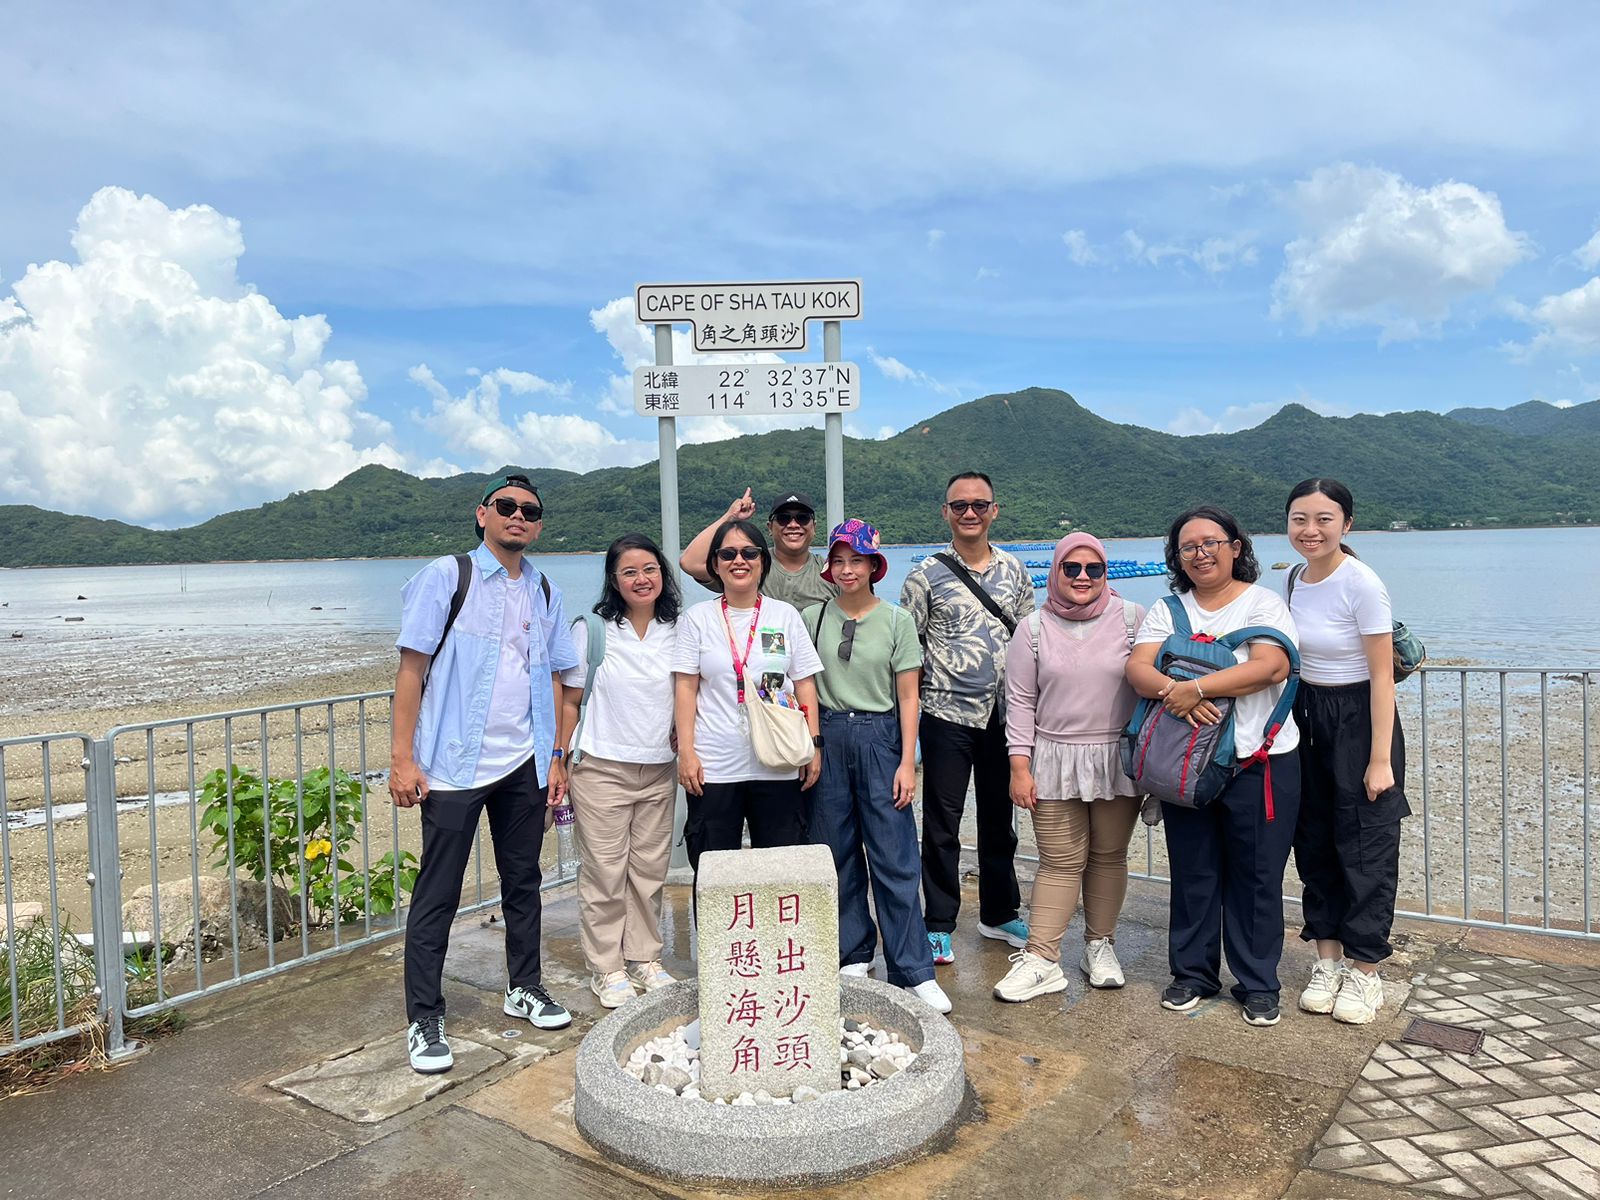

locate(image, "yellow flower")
(305, 838), (333, 862)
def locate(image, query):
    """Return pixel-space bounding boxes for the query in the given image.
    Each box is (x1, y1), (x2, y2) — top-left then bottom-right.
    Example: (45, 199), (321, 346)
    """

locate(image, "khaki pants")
(1026, 794), (1141, 961)
(568, 754), (677, 974)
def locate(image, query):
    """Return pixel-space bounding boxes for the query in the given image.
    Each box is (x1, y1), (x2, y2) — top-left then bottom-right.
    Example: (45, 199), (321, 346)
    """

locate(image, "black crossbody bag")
(932, 552), (1017, 636)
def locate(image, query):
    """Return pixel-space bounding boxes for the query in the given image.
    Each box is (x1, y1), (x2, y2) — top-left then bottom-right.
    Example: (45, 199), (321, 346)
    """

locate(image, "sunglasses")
(1060, 561), (1107, 579)
(945, 499), (993, 516)
(491, 498), (543, 521)
(772, 510), (813, 527)
(837, 618), (858, 663)
(716, 546), (763, 562)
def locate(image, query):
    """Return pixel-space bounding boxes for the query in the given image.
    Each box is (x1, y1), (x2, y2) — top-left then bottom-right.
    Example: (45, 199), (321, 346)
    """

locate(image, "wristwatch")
(811, 735), (825, 749)
(552, 748), (565, 760)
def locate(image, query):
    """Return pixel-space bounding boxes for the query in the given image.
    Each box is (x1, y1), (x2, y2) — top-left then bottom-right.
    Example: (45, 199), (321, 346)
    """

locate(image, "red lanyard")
(721, 596), (762, 705)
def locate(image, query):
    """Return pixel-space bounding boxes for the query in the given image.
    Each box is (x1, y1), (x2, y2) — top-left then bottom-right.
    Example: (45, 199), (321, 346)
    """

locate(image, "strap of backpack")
(1218, 623), (1302, 761)
(568, 612), (608, 764)
(1027, 609), (1042, 659)
(933, 551), (1017, 636)
(1160, 594), (1191, 639)
(1285, 564), (1303, 606)
(805, 599), (830, 648)
(1121, 597), (1138, 648)
(423, 553), (474, 694)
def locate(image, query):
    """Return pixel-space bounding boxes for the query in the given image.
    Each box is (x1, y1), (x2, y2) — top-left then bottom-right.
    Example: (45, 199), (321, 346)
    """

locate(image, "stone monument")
(695, 845), (842, 1101)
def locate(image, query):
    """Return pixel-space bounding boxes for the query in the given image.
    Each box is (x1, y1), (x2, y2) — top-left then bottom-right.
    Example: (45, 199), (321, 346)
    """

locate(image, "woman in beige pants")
(559, 534), (681, 1008)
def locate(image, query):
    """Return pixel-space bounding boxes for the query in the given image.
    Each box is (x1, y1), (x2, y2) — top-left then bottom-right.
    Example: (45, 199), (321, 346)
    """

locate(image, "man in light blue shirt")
(389, 472), (580, 1073)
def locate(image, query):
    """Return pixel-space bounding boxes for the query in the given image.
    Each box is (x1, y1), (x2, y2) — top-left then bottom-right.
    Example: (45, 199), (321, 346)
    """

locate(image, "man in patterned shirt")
(900, 471), (1036, 966)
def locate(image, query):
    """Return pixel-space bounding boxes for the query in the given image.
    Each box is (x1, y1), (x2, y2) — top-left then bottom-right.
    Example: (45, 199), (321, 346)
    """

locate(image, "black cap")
(768, 491), (816, 518)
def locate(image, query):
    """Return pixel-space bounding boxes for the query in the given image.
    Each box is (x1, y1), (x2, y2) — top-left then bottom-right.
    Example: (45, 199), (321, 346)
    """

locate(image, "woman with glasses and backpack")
(994, 533), (1146, 1004)
(1125, 506), (1301, 1028)
(1284, 478), (1410, 1026)
(673, 519), (825, 888)
(802, 519), (952, 1014)
(557, 534), (682, 1010)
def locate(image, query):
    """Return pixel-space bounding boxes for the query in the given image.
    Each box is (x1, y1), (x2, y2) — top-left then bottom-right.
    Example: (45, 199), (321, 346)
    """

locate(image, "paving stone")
(1411, 1127), (1503, 1154)
(1348, 1116), (1435, 1140)
(1556, 1109), (1600, 1139)
(1409, 1177), (1480, 1197)
(1508, 1163), (1591, 1200)
(1310, 1143), (1381, 1170)
(268, 1030), (507, 1122)
(1545, 1155), (1600, 1196)
(1550, 1132), (1600, 1167)
(1440, 1149), (1523, 1196)
(1499, 1097), (1579, 1120)
(1401, 1094), (1474, 1131)
(1522, 1115), (1579, 1137)
(1372, 1137), (1449, 1180)
(1345, 1162), (1411, 1184)
(1479, 1140), (1565, 1168)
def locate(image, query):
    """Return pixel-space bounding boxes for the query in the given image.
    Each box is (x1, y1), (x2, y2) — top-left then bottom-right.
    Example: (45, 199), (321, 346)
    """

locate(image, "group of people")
(388, 469), (1410, 1074)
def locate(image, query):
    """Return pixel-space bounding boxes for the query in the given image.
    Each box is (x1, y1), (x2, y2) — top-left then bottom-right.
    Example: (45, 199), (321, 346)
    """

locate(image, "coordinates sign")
(635, 280), (862, 352)
(634, 363), (859, 418)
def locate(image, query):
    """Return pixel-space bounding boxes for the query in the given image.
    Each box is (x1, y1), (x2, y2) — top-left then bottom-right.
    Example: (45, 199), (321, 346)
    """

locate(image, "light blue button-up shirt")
(396, 543), (579, 790)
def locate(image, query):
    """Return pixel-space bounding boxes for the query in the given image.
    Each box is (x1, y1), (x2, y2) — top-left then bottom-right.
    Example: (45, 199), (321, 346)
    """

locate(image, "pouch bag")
(746, 695), (814, 769)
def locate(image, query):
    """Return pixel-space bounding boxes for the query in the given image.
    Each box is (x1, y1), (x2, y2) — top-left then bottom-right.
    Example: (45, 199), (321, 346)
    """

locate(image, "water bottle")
(554, 802), (576, 876)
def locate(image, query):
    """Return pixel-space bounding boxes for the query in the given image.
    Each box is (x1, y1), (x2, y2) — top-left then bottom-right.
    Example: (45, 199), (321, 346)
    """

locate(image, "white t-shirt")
(560, 616), (678, 764)
(671, 597), (824, 783)
(1286, 557), (1392, 686)
(1135, 585), (1301, 757)
(432, 572), (534, 790)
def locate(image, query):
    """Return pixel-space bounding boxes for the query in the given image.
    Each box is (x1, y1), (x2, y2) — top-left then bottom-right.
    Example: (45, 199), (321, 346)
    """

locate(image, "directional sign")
(635, 280), (862, 352)
(634, 363), (860, 418)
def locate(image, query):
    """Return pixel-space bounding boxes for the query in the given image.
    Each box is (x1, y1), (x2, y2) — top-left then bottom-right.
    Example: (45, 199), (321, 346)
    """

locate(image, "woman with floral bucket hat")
(802, 519), (952, 1014)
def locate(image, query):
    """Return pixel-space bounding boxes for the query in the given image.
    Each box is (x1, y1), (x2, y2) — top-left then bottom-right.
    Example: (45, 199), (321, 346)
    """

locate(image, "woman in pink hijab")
(994, 533), (1147, 1003)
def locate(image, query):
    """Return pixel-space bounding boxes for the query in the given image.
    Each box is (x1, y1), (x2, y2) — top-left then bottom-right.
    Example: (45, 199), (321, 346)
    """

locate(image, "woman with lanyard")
(1284, 478), (1409, 1026)
(1125, 505), (1301, 1028)
(802, 519), (952, 1014)
(672, 518), (824, 885)
(995, 533), (1145, 1003)
(558, 534), (681, 1009)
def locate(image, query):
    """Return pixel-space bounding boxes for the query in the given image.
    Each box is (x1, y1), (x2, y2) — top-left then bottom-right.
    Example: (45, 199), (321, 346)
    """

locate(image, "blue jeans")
(813, 709), (933, 987)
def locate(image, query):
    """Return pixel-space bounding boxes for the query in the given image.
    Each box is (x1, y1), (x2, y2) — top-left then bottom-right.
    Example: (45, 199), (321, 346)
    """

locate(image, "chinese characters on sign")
(633, 363), (859, 418)
(635, 280), (863, 353)
(695, 846), (841, 1100)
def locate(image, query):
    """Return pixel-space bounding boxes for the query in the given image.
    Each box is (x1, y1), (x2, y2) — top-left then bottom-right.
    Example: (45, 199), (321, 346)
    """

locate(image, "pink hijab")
(1045, 532), (1117, 621)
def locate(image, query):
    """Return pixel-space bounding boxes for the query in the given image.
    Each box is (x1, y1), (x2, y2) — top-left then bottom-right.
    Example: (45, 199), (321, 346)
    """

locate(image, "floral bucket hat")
(820, 518), (888, 583)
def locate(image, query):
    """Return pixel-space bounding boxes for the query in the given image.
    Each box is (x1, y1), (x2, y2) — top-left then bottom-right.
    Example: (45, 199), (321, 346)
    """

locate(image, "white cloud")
(1061, 229), (1099, 265)
(1166, 391), (1352, 435)
(867, 348), (961, 397)
(1576, 228), (1600, 271)
(975, 266), (1001, 281)
(1123, 229), (1258, 273)
(926, 229), (946, 250)
(0, 187), (405, 525)
(1271, 163), (1532, 341)
(1508, 277), (1600, 356)
(845, 420), (899, 440)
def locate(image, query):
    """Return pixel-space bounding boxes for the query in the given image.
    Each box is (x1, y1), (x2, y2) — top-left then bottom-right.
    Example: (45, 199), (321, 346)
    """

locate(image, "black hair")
(1285, 477), (1360, 559)
(1163, 505), (1260, 593)
(593, 533), (680, 624)
(705, 519), (772, 594)
(944, 470), (994, 499)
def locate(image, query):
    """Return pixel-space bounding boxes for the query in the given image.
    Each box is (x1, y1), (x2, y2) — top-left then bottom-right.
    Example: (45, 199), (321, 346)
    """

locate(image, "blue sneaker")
(978, 918), (1029, 948)
(928, 931), (954, 965)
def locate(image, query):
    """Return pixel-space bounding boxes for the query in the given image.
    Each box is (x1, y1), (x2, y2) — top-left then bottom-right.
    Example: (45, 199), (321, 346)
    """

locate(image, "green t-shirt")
(763, 554), (839, 611)
(803, 599), (922, 714)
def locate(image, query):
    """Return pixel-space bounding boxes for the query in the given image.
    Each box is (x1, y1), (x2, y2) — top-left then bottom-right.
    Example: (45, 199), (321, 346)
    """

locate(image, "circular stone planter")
(574, 977), (967, 1188)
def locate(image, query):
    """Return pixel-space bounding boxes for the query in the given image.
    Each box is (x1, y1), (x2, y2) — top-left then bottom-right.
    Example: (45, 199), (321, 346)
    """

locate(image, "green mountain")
(1445, 399), (1600, 437)
(6, 389), (1598, 567)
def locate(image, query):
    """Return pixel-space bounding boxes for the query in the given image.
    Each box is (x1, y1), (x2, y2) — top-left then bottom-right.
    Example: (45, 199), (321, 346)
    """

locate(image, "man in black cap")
(680, 487), (840, 609)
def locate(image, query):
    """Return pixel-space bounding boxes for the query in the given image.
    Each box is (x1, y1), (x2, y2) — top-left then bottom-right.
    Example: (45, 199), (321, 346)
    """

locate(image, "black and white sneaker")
(504, 983), (572, 1030)
(407, 1015), (453, 1073)
(1242, 993), (1281, 1027)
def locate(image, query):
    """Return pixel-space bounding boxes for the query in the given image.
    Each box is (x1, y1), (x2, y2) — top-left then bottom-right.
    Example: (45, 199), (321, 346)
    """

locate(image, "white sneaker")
(1080, 938), (1125, 989)
(591, 970), (636, 1009)
(627, 960), (675, 991)
(993, 950), (1068, 1003)
(839, 962), (871, 978)
(1333, 968), (1384, 1025)
(407, 1016), (453, 1074)
(909, 979), (953, 1014)
(1299, 958), (1345, 1015)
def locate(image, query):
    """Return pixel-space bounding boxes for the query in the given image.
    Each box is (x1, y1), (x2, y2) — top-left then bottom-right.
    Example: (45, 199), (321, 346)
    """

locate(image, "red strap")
(1243, 745), (1274, 821)
(721, 597), (762, 706)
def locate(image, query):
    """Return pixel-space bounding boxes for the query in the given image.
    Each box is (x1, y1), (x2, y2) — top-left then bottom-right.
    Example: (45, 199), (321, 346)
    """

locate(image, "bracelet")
(1194, 680), (1205, 699)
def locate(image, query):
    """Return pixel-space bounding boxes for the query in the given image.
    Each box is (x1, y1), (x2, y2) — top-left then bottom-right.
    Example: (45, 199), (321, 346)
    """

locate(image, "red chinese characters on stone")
(725, 989), (764, 1028)
(774, 1033), (812, 1071)
(727, 892), (756, 931)
(726, 939), (762, 979)
(777, 893), (801, 925)
(773, 984), (809, 1028)
(776, 936), (807, 975)
(730, 1034), (761, 1074)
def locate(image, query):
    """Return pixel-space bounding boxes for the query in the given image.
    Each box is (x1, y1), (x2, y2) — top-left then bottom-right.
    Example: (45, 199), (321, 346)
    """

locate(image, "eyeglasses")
(491, 498), (543, 521)
(617, 565), (661, 582)
(716, 546), (763, 562)
(1060, 562), (1107, 579)
(1178, 538), (1234, 561)
(772, 510), (813, 527)
(837, 618), (858, 663)
(945, 499), (994, 516)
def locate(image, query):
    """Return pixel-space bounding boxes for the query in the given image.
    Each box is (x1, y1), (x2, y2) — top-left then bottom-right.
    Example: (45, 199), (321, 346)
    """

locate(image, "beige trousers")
(1026, 794), (1141, 961)
(568, 754), (677, 974)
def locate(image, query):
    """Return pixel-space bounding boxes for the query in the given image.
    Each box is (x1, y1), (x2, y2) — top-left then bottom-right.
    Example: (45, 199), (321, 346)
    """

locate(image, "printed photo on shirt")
(760, 629), (787, 657)
(759, 671), (787, 695)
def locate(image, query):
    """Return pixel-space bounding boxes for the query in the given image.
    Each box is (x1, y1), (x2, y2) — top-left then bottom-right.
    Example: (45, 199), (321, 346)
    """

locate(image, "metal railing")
(2, 692), (578, 1061)
(996, 665), (1600, 939)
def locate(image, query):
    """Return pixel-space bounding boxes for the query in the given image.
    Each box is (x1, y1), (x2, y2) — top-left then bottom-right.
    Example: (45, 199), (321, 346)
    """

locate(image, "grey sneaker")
(627, 960), (676, 991)
(407, 1015), (453, 1074)
(504, 982), (572, 1030)
(1080, 937), (1125, 988)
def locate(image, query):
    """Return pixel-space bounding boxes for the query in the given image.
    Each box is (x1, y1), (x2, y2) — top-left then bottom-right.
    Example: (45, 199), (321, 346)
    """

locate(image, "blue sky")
(3, 2), (1599, 525)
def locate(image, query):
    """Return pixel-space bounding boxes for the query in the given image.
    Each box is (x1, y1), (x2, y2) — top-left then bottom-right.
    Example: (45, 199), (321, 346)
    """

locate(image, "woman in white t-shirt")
(1126, 505), (1301, 1029)
(558, 534), (682, 1009)
(1284, 478), (1410, 1028)
(672, 519), (824, 887)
